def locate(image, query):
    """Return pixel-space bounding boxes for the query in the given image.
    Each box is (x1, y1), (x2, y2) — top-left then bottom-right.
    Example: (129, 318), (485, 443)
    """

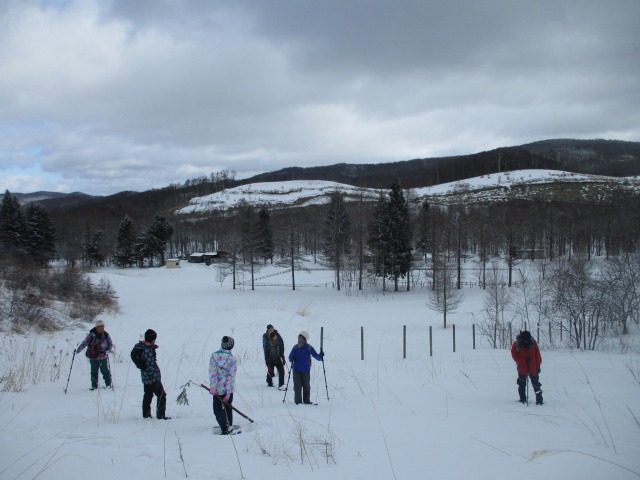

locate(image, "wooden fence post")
(472, 324), (476, 350)
(453, 324), (456, 353)
(403, 325), (406, 359)
(429, 326), (433, 357)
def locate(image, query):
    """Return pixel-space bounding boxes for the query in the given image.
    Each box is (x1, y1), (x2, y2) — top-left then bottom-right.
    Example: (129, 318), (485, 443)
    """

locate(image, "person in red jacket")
(511, 330), (543, 405)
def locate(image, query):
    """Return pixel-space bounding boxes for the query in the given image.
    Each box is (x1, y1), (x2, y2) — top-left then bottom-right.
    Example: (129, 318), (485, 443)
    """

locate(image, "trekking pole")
(320, 351), (329, 401)
(186, 381), (255, 423)
(320, 327), (329, 401)
(64, 349), (76, 394)
(215, 393), (256, 423)
(282, 362), (293, 403)
(106, 354), (114, 390)
(526, 375), (529, 406)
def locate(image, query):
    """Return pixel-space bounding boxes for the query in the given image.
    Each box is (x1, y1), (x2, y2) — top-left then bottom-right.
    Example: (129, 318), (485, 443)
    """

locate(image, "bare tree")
(552, 256), (604, 350)
(478, 260), (512, 348)
(427, 254), (463, 329)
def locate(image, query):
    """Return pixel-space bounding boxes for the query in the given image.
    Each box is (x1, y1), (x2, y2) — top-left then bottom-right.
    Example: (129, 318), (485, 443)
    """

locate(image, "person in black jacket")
(131, 329), (170, 420)
(262, 324), (285, 387)
(264, 331), (286, 388)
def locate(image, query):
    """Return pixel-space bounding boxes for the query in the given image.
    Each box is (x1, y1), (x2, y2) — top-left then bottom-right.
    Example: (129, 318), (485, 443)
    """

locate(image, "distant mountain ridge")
(13, 138), (640, 217)
(244, 139), (640, 189)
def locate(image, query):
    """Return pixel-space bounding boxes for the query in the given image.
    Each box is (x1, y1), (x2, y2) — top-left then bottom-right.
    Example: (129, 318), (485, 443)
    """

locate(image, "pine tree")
(255, 207), (274, 264)
(136, 216), (174, 267)
(386, 179), (412, 291)
(114, 216), (136, 267)
(24, 203), (56, 266)
(0, 190), (25, 259)
(84, 230), (105, 267)
(369, 180), (413, 291)
(323, 191), (351, 290)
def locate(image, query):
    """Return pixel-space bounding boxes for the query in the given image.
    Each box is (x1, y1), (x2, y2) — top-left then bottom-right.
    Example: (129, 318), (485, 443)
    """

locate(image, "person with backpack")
(131, 329), (170, 419)
(209, 336), (238, 434)
(262, 325), (284, 361)
(264, 330), (286, 388)
(288, 330), (324, 405)
(76, 320), (113, 390)
(511, 330), (543, 405)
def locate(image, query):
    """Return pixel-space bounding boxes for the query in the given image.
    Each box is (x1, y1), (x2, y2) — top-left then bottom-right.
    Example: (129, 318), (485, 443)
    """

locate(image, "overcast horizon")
(2, 0), (639, 196)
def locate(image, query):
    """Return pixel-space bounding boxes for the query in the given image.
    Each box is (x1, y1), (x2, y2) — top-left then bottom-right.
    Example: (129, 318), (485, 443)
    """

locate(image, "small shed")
(203, 251), (229, 265)
(166, 258), (180, 268)
(189, 253), (205, 263)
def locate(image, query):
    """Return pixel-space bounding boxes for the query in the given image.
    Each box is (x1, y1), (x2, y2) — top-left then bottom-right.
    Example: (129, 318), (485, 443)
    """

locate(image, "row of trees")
(477, 254), (639, 351)
(85, 215), (174, 268)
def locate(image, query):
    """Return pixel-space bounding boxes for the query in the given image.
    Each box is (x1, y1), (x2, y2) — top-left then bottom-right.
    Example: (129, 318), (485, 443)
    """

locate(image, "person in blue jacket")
(288, 330), (324, 405)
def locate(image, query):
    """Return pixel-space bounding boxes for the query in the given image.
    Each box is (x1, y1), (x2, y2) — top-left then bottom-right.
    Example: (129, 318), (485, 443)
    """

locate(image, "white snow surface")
(176, 170), (640, 213)
(1, 261), (639, 480)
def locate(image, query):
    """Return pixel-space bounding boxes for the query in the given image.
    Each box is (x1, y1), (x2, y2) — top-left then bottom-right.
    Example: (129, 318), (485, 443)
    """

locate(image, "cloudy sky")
(1, 0), (639, 196)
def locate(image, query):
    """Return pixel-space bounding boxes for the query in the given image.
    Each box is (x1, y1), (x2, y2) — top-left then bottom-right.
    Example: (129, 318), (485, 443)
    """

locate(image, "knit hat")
(299, 331), (309, 341)
(221, 336), (235, 350)
(145, 329), (157, 342)
(518, 330), (533, 348)
(267, 324), (274, 330)
(95, 320), (105, 327)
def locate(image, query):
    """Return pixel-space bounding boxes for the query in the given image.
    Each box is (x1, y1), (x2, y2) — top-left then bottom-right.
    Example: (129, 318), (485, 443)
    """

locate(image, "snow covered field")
(1, 261), (639, 480)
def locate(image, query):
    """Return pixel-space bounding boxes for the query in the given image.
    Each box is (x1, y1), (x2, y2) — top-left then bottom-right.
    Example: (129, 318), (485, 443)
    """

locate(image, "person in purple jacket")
(76, 320), (113, 390)
(209, 336), (238, 434)
(288, 330), (324, 405)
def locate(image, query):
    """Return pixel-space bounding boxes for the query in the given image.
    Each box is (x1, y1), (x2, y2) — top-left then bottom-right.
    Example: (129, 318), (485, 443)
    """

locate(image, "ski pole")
(282, 361), (293, 403)
(320, 350), (329, 401)
(190, 382), (255, 423)
(320, 327), (329, 401)
(64, 349), (76, 394)
(526, 375), (529, 406)
(106, 354), (114, 390)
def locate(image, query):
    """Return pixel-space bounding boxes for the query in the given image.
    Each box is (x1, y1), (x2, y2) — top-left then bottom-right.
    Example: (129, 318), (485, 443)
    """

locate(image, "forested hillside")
(2, 138), (639, 276)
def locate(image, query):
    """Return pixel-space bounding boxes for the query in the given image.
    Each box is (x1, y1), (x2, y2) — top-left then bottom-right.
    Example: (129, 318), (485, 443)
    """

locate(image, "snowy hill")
(176, 170), (640, 214)
(1, 261), (638, 480)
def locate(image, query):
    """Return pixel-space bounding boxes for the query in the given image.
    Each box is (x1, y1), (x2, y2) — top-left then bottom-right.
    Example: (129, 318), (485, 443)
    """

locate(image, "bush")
(0, 264), (119, 332)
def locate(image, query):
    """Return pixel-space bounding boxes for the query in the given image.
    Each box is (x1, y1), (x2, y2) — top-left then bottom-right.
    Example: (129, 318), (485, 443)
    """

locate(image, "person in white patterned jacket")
(209, 336), (238, 434)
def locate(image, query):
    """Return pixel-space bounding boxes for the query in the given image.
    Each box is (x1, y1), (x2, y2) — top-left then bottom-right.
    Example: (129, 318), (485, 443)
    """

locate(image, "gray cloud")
(1, 0), (638, 195)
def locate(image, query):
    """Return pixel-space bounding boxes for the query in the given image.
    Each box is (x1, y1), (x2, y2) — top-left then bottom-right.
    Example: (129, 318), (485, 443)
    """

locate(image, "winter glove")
(209, 387), (216, 395)
(319, 351), (325, 359)
(223, 392), (231, 403)
(76, 347), (82, 354)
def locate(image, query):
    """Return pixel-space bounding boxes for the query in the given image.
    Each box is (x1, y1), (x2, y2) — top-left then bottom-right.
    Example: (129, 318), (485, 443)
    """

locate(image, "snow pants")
(266, 362), (285, 387)
(292, 371), (311, 404)
(89, 358), (111, 389)
(517, 374), (542, 403)
(213, 393), (234, 429)
(143, 380), (167, 418)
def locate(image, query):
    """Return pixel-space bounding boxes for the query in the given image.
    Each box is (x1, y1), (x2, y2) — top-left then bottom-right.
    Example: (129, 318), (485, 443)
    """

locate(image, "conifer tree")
(323, 191), (351, 290)
(114, 216), (136, 267)
(136, 216), (173, 267)
(255, 207), (274, 264)
(0, 190), (25, 259)
(84, 230), (105, 267)
(369, 179), (412, 291)
(24, 203), (56, 266)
